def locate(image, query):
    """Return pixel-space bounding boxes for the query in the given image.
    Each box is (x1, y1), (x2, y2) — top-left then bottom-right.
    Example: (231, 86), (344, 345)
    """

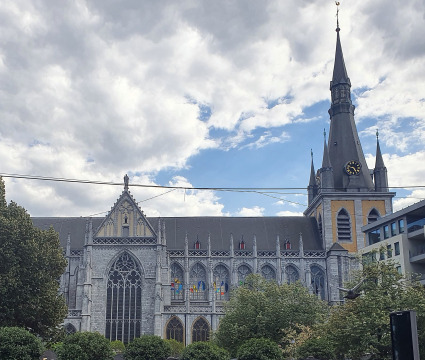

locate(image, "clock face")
(344, 160), (361, 176)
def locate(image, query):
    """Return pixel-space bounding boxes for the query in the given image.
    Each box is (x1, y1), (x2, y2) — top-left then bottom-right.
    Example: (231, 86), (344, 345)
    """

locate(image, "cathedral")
(32, 22), (394, 345)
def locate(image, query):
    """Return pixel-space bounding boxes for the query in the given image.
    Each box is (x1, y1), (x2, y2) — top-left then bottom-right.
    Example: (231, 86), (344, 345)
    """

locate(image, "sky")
(1, 0), (425, 218)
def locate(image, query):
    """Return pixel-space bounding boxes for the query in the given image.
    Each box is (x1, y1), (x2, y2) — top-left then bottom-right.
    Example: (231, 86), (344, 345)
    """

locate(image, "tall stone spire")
(374, 130), (389, 192)
(327, 18), (374, 191)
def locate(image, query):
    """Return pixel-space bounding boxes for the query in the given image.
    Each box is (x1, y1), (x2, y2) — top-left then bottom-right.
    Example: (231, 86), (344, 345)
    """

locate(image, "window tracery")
(189, 263), (207, 300)
(213, 264), (229, 300)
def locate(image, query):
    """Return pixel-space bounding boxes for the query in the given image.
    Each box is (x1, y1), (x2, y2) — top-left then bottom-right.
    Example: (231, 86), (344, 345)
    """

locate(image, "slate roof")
(32, 216), (323, 251)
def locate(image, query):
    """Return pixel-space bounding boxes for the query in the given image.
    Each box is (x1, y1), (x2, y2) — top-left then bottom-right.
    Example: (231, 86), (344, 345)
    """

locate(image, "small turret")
(320, 130), (334, 192)
(373, 130), (389, 192)
(307, 150), (318, 205)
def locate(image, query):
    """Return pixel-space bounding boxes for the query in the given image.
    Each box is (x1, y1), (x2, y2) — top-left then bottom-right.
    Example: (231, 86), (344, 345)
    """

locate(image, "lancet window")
(337, 208), (351, 242)
(192, 317), (210, 342)
(285, 265), (299, 284)
(166, 316), (184, 343)
(213, 264), (230, 300)
(237, 264), (252, 285)
(368, 209), (380, 224)
(311, 265), (325, 300)
(261, 264), (276, 281)
(105, 252), (142, 343)
(189, 263), (207, 300)
(170, 263), (184, 301)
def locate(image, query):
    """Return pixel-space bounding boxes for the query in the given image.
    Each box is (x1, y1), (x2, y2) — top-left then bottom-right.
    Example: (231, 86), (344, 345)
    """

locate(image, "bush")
(110, 340), (125, 354)
(0, 327), (43, 360)
(55, 332), (113, 360)
(125, 335), (171, 360)
(165, 338), (184, 358)
(180, 341), (230, 360)
(236, 338), (282, 360)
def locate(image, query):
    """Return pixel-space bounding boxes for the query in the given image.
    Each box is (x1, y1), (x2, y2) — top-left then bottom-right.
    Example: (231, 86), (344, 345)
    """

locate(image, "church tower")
(304, 16), (394, 253)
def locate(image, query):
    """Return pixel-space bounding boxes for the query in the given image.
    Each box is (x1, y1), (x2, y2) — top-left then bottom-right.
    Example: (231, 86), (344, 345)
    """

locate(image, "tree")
(180, 342), (230, 360)
(237, 338), (282, 360)
(110, 340), (125, 355)
(0, 177), (67, 337)
(55, 331), (114, 360)
(314, 261), (425, 360)
(125, 335), (171, 360)
(164, 338), (184, 358)
(214, 274), (327, 356)
(0, 326), (43, 360)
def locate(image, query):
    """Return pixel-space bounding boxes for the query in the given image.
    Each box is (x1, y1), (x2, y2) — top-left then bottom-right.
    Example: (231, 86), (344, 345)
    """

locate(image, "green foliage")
(0, 326), (43, 360)
(317, 261), (425, 360)
(237, 337), (282, 360)
(295, 336), (336, 360)
(0, 180), (67, 338)
(125, 335), (171, 360)
(165, 338), (184, 357)
(55, 331), (114, 360)
(180, 341), (230, 360)
(214, 274), (327, 356)
(110, 339), (125, 354)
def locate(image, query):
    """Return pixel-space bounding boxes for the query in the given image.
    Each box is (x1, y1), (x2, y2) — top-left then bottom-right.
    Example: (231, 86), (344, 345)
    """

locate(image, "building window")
(237, 265), (252, 285)
(391, 222), (397, 236)
(311, 265), (325, 300)
(166, 317), (184, 343)
(318, 214), (323, 243)
(64, 323), (77, 335)
(396, 266), (402, 275)
(239, 239), (245, 250)
(387, 245), (392, 258)
(189, 263), (207, 300)
(368, 209), (380, 224)
(383, 225), (389, 239)
(394, 242), (400, 256)
(261, 265), (276, 281)
(285, 265), (299, 284)
(337, 209), (351, 242)
(170, 263), (184, 301)
(379, 249), (385, 261)
(368, 229), (381, 245)
(213, 265), (230, 300)
(362, 252), (376, 265)
(105, 252), (142, 343)
(284, 240), (291, 250)
(398, 219), (405, 233)
(192, 317), (210, 342)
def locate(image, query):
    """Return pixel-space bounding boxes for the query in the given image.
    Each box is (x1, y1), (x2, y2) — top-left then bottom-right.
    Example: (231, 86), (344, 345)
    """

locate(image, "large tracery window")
(237, 264), (252, 285)
(192, 317), (210, 342)
(105, 252), (142, 343)
(64, 323), (76, 335)
(261, 264), (276, 281)
(311, 265), (325, 300)
(189, 263), (207, 300)
(337, 208), (351, 242)
(170, 263), (184, 301)
(213, 264), (230, 300)
(166, 316), (184, 343)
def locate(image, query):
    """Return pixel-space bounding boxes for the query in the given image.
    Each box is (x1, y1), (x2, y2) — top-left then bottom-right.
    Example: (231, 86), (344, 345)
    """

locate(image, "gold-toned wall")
(331, 200), (357, 252)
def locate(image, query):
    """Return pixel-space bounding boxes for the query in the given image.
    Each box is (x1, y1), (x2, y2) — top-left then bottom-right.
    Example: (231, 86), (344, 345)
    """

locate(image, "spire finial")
(335, 2), (340, 32)
(124, 174), (129, 191)
(323, 128), (327, 140)
(376, 129), (379, 140)
(311, 148), (313, 160)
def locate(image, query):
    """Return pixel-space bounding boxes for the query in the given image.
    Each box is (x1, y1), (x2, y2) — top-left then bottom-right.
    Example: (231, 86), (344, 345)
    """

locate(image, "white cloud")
(235, 206), (265, 217)
(276, 210), (304, 217)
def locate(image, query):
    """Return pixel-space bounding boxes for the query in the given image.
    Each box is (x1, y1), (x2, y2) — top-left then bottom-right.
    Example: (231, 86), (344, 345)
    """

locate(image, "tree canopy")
(296, 261), (425, 360)
(214, 274), (327, 356)
(0, 326), (43, 360)
(0, 177), (67, 337)
(55, 332), (114, 360)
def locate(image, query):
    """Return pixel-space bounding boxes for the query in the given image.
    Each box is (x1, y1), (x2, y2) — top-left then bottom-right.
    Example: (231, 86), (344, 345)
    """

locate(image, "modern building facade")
(31, 23), (395, 345)
(360, 199), (425, 285)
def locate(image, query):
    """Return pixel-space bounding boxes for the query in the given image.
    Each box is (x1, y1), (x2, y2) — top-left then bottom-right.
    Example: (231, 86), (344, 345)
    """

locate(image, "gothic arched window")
(285, 265), (299, 284)
(105, 252), (142, 343)
(213, 264), (230, 300)
(261, 264), (276, 281)
(192, 317), (210, 342)
(189, 263), (207, 300)
(311, 265), (325, 300)
(170, 263), (184, 301)
(368, 209), (380, 224)
(64, 323), (76, 335)
(237, 264), (252, 285)
(166, 316), (184, 343)
(337, 208), (351, 242)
